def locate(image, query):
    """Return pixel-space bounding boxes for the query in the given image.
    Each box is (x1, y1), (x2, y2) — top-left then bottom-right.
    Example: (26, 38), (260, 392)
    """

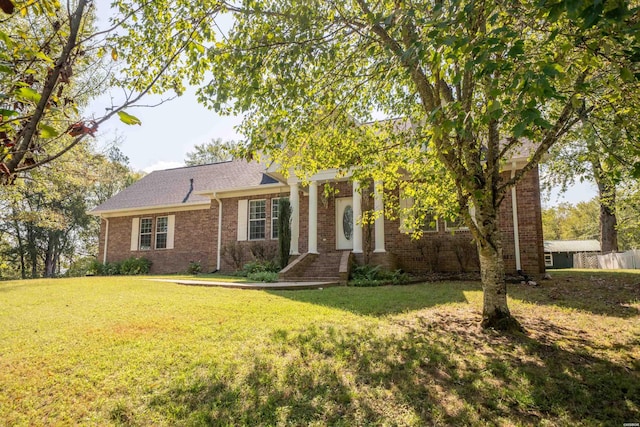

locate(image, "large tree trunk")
(592, 159), (618, 253)
(474, 197), (523, 332)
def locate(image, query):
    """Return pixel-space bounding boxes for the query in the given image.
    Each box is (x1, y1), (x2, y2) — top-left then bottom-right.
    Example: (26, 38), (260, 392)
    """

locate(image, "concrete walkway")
(148, 278), (340, 290)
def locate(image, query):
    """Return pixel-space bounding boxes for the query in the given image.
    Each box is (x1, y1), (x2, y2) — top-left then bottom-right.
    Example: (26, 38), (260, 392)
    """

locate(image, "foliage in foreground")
(0, 271), (638, 425)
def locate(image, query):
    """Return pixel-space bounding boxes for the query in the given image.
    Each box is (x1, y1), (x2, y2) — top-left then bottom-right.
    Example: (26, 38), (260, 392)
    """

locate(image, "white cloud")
(142, 161), (184, 174)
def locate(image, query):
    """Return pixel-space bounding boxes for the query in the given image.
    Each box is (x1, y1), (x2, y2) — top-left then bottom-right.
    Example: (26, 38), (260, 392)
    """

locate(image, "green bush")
(239, 260), (280, 277)
(247, 271), (279, 283)
(91, 257), (151, 276)
(119, 257), (152, 275)
(89, 260), (120, 276)
(187, 261), (202, 275)
(349, 264), (409, 287)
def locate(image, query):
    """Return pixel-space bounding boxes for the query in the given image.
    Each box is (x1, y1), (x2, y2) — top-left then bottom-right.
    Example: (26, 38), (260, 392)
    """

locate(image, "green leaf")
(508, 40), (524, 57)
(512, 121), (527, 138)
(620, 67), (634, 82)
(0, 109), (18, 118)
(0, 30), (12, 48)
(542, 63), (563, 77)
(117, 111), (142, 126)
(15, 87), (42, 103)
(39, 124), (59, 138)
(35, 51), (54, 63)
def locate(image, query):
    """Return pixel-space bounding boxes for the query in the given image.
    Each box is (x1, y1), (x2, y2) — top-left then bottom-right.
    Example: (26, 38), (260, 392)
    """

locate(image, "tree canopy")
(184, 138), (236, 165)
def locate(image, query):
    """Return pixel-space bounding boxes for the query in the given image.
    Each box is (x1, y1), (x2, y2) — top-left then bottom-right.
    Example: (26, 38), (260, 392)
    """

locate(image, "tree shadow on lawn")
(266, 281), (473, 317)
(140, 312), (639, 426)
(508, 272), (640, 318)
(270, 275), (640, 319)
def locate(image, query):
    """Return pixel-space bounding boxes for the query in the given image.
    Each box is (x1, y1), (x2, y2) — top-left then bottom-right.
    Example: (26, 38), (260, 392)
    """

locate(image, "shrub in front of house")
(90, 257), (152, 276)
(119, 257), (152, 275)
(187, 261), (202, 275)
(349, 264), (409, 287)
(247, 271), (279, 283)
(239, 260), (280, 277)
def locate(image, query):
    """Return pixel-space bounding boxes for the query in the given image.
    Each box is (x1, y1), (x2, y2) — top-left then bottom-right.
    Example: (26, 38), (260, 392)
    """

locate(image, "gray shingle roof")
(544, 240), (601, 253)
(92, 160), (279, 213)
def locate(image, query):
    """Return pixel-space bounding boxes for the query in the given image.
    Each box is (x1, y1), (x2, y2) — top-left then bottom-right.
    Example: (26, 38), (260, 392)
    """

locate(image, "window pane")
(155, 216), (168, 249)
(249, 219), (265, 240)
(140, 218), (152, 233)
(156, 217), (168, 233)
(249, 200), (266, 220)
(249, 200), (266, 240)
(422, 211), (438, 232)
(156, 233), (167, 249)
(140, 218), (152, 250)
(140, 234), (151, 250)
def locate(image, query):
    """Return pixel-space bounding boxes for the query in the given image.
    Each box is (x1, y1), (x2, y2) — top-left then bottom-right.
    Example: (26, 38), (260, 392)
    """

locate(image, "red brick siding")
(98, 208), (216, 274)
(377, 167), (544, 274)
(218, 192), (288, 272)
(97, 167), (544, 276)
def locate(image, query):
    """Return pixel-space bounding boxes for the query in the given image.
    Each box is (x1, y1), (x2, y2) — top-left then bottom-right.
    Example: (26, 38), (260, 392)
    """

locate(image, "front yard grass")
(0, 271), (638, 425)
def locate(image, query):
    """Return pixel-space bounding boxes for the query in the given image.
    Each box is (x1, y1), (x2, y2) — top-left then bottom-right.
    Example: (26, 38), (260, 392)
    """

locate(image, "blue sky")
(90, 89), (241, 173)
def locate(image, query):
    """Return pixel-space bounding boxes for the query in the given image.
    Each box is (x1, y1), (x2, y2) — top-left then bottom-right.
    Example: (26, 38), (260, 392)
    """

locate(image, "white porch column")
(374, 180), (386, 253)
(352, 181), (363, 253)
(289, 181), (300, 255)
(308, 181), (318, 253)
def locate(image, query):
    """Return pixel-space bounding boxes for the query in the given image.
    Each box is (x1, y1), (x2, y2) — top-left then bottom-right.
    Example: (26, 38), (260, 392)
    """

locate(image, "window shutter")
(166, 215), (175, 249)
(130, 217), (139, 251)
(237, 200), (248, 241)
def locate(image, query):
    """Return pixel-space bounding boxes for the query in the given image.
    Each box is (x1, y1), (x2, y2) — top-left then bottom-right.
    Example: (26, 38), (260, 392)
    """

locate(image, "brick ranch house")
(91, 158), (545, 281)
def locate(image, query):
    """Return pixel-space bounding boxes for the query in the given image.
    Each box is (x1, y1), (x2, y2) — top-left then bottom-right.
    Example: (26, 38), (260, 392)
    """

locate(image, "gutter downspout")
(213, 193), (222, 271)
(103, 218), (109, 264)
(511, 162), (521, 271)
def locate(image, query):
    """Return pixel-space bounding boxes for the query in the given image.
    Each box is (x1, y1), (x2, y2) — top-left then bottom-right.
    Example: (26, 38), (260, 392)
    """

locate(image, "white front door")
(336, 197), (354, 250)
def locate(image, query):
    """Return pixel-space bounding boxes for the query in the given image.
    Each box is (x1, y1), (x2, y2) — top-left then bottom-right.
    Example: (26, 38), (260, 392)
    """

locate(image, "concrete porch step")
(279, 251), (351, 284)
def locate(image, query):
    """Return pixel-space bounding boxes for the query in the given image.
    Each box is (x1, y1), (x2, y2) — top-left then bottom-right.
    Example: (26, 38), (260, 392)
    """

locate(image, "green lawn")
(0, 272), (638, 426)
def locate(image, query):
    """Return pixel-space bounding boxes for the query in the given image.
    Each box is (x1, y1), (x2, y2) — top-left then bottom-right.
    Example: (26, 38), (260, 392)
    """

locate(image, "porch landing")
(148, 278), (340, 290)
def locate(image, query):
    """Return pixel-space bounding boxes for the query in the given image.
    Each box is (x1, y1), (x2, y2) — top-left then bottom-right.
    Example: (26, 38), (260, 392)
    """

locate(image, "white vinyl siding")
(130, 217), (139, 251)
(166, 215), (175, 249)
(237, 200), (248, 241)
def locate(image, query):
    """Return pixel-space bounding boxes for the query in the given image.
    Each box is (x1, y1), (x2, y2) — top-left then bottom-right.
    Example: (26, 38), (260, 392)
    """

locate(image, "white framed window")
(422, 210), (439, 233)
(445, 214), (469, 232)
(399, 195), (438, 233)
(544, 253), (553, 267)
(249, 199), (266, 240)
(139, 218), (153, 250)
(155, 216), (168, 249)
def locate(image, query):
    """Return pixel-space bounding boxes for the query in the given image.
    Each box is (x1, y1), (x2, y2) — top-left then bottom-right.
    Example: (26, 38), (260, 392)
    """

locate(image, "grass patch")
(0, 272), (638, 425)
(151, 273), (250, 282)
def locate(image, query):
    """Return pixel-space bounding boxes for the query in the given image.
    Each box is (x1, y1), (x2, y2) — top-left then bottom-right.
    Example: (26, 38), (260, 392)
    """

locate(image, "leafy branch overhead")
(0, 0), (179, 184)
